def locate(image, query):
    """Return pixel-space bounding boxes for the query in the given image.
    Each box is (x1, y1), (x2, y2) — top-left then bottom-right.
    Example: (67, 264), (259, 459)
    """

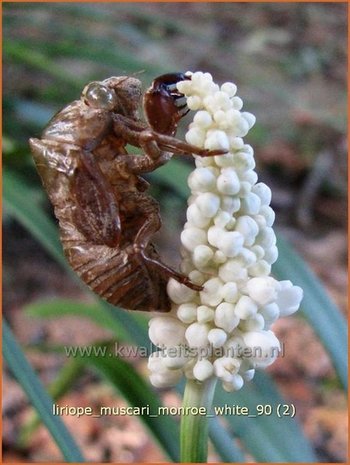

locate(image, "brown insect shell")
(143, 89), (176, 135)
(30, 75), (175, 312)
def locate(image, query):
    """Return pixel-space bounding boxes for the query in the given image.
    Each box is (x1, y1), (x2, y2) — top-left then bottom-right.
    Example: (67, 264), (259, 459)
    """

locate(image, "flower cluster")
(148, 72), (303, 392)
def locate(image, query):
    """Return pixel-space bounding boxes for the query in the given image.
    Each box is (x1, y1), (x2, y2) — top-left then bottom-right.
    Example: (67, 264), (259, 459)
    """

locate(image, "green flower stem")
(180, 377), (217, 463)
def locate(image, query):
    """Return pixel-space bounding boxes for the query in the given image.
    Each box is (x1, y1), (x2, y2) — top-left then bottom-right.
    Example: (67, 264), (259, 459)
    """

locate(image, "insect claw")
(202, 148), (228, 157)
(166, 83), (178, 92)
(180, 276), (203, 292)
(179, 108), (190, 117)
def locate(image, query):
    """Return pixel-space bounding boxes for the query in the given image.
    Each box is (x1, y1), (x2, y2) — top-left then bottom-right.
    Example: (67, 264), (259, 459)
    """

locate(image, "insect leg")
(140, 130), (227, 158)
(131, 199), (203, 292)
(112, 113), (226, 159)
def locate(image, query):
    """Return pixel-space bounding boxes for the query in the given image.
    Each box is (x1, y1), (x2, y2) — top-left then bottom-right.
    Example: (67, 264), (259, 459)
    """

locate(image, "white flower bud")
(213, 109), (227, 125)
(235, 295), (258, 319)
(185, 126), (205, 146)
(193, 245), (214, 268)
(239, 313), (265, 331)
(193, 110), (213, 128)
(235, 216), (259, 246)
(207, 226), (224, 247)
(177, 303), (198, 324)
(221, 282), (239, 303)
(259, 205), (276, 227)
(193, 360), (214, 381)
(231, 96), (243, 110)
(213, 91), (232, 110)
(149, 317), (186, 348)
(255, 227), (276, 249)
(215, 302), (239, 333)
(208, 328), (227, 348)
(221, 82), (237, 97)
(217, 168), (240, 195)
(176, 79), (192, 94)
(276, 281), (303, 317)
(167, 279), (197, 304)
(235, 118), (250, 137)
(218, 231), (244, 258)
(188, 167), (216, 193)
(149, 370), (182, 388)
(221, 196), (241, 214)
(235, 151), (255, 171)
(240, 192), (261, 215)
(241, 112), (256, 129)
(222, 374), (244, 392)
(162, 347), (188, 369)
(240, 169), (258, 185)
(200, 277), (224, 306)
(196, 192), (220, 218)
(185, 322), (210, 348)
(181, 227), (207, 251)
(188, 270), (205, 286)
(248, 260), (271, 277)
(197, 305), (215, 323)
(214, 357), (240, 382)
(246, 276), (278, 306)
(214, 211), (232, 228)
(242, 330), (280, 368)
(230, 137), (244, 150)
(252, 183), (272, 205)
(214, 152), (235, 167)
(187, 95), (202, 111)
(251, 245), (265, 260)
(204, 130), (230, 152)
(186, 203), (211, 228)
(239, 247), (257, 266)
(219, 258), (248, 283)
(259, 302), (280, 321)
(213, 250), (227, 264)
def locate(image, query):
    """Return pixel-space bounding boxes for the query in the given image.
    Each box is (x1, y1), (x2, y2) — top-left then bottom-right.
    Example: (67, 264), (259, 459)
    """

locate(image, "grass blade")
(209, 417), (246, 462)
(273, 234), (347, 390)
(2, 320), (85, 462)
(18, 359), (84, 447)
(213, 371), (317, 462)
(3, 169), (65, 268)
(81, 345), (180, 462)
(25, 299), (130, 342)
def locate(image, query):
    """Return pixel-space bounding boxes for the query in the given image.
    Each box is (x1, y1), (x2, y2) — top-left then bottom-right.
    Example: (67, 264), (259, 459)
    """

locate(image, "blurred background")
(3, 2), (347, 463)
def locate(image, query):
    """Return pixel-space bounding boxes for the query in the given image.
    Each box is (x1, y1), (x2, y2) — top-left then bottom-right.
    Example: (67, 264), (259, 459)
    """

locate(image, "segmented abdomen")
(62, 234), (171, 312)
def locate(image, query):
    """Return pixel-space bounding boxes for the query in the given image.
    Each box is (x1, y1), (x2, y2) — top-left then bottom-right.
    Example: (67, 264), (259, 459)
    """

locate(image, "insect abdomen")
(62, 238), (171, 312)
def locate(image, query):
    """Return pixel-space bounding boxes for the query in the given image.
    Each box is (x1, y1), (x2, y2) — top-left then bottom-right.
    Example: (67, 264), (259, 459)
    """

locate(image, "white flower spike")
(148, 71), (303, 391)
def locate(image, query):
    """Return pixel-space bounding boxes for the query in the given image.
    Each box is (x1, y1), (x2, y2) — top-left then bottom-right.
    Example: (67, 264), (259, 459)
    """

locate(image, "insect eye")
(82, 82), (117, 110)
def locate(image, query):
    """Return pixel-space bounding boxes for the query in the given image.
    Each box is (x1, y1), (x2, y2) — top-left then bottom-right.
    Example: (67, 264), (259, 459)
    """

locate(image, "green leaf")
(273, 234), (347, 390)
(18, 359), (84, 447)
(149, 158), (191, 198)
(80, 345), (180, 462)
(25, 299), (130, 342)
(3, 169), (66, 268)
(4, 41), (81, 88)
(209, 417), (246, 462)
(2, 320), (85, 462)
(213, 371), (317, 462)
